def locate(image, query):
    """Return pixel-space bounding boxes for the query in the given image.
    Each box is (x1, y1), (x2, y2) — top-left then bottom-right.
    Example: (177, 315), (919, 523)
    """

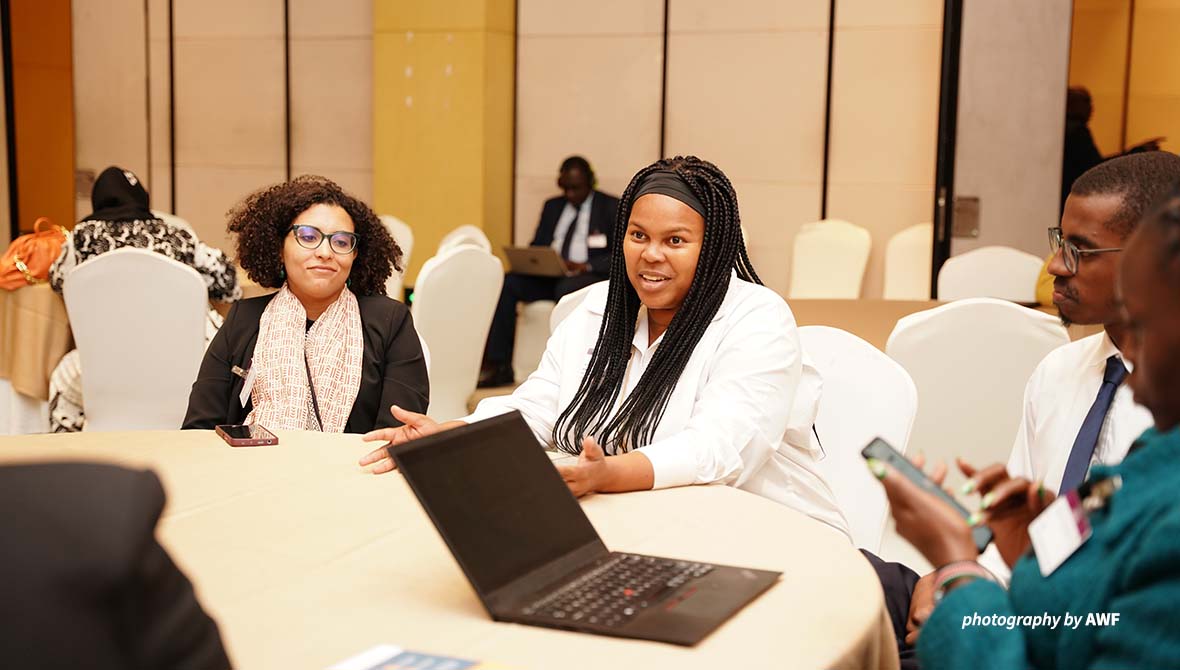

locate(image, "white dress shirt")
(979, 331), (1153, 582)
(549, 193), (592, 263)
(463, 274), (850, 539)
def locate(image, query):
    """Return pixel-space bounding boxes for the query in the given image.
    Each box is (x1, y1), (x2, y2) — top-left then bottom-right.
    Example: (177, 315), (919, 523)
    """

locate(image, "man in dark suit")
(0, 462), (231, 670)
(479, 155), (619, 387)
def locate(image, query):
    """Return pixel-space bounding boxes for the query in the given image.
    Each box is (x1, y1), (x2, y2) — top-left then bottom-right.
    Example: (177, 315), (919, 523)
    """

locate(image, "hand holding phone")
(862, 437), (993, 552)
(215, 424), (278, 447)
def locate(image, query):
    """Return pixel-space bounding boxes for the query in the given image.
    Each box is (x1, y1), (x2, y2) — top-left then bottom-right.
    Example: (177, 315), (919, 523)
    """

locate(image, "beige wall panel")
(175, 166), (285, 251)
(665, 31), (827, 183)
(952, 0), (1070, 257)
(72, 0), (150, 221)
(735, 182), (825, 297)
(289, 38), (372, 171)
(827, 4), (942, 298)
(173, 0), (282, 38)
(833, 0), (942, 27)
(515, 34), (661, 242)
(173, 39), (286, 168)
(826, 183), (935, 299)
(146, 0), (172, 211)
(826, 28), (941, 186)
(668, 0), (827, 31)
(519, 0), (662, 35)
(291, 165), (373, 204)
(1068, 0), (1130, 154)
(290, 0), (370, 37)
(148, 36), (173, 211)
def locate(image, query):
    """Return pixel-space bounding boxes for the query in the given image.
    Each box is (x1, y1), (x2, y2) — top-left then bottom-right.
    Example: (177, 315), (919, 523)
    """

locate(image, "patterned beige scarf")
(247, 285), (363, 432)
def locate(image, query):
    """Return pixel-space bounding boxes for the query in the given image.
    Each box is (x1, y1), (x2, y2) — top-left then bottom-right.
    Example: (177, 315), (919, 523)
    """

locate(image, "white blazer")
(466, 274), (850, 538)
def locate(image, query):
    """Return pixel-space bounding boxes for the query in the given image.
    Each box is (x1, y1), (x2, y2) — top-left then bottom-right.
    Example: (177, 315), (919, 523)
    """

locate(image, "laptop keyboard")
(520, 553), (715, 628)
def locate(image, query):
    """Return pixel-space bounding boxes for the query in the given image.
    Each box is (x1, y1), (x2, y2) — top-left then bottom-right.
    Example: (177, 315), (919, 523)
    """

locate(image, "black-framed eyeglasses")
(1048, 227), (1121, 275)
(289, 225), (358, 255)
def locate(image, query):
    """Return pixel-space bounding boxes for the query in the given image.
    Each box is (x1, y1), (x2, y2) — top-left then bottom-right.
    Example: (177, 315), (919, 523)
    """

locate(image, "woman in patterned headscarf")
(47, 166), (240, 432)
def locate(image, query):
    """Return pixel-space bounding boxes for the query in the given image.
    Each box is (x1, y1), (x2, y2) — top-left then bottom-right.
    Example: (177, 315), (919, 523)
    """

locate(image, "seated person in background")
(183, 175), (429, 433)
(478, 155), (619, 387)
(903, 151), (1180, 645)
(364, 156), (848, 537)
(874, 185), (1180, 669)
(0, 462), (230, 669)
(47, 166), (240, 432)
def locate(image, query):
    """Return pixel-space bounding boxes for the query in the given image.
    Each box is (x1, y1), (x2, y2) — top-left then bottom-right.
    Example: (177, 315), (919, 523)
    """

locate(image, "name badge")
(1028, 475), (1120, 576)
(234, 364), (258, 408)
(587, 233), (608, 249)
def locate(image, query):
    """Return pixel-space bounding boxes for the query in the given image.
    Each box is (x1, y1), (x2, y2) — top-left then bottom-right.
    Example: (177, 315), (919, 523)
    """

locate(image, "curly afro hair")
(227, 175), (402, 296)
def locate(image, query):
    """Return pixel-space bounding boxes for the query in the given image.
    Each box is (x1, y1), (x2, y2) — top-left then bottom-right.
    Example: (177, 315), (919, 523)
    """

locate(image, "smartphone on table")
(862, 437), (993, 552)
(215, 424), (278, 447)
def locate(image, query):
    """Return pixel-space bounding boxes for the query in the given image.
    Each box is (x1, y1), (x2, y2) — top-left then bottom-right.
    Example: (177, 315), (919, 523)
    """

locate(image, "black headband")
(633, 170), (706, 218)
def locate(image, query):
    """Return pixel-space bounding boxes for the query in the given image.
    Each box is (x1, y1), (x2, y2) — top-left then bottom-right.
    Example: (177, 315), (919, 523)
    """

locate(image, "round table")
(0, 430), (898, 670)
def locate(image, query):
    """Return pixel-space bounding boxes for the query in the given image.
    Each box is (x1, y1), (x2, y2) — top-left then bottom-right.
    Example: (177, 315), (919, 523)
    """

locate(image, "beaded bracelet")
(933, 560), (995, 604)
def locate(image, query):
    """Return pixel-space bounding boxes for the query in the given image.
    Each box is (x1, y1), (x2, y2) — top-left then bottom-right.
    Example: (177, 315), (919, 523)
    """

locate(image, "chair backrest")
(437, 224), (492, 254)
(151, 209), (195, 234)
(380, 214), (414, 301)
(883, 223), (933, 300)
(411, 246), (504, 420)
(549, 281), (602, 333)
(885, 298), (1069, 487)
(801, 326), (918, 552)
(937, 245), (1044, 302)
(788, 219), (872, 299)
(62, 248), (208, 431)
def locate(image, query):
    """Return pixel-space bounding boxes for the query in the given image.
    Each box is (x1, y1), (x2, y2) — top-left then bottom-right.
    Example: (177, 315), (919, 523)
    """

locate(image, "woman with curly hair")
(358, 156), (846, 535)
(183, 175), (429, 433)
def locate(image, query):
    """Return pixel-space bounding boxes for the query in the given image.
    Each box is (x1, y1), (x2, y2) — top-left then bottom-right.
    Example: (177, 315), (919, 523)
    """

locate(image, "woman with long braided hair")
(361, 156), (847, 534)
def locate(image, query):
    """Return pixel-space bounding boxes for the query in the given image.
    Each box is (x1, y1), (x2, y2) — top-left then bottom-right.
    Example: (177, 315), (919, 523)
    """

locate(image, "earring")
(346, 278), (352, 289)
(279, 268), (285, 281)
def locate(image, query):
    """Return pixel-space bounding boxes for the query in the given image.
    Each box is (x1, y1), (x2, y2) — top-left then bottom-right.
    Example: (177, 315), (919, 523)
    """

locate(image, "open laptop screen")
(391, 412), (604, 596)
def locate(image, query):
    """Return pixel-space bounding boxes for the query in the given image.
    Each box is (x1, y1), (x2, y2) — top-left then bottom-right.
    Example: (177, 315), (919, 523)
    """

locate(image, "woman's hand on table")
(556, 437), (654, 497)
(870, 453), (979, 568)
(358, 405), (457, 474)
(960, 460), (1054, 568)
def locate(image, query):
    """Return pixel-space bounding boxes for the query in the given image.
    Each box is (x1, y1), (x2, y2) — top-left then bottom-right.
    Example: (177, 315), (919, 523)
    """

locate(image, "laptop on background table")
(503, 246), (570, 278)
(387, 411), (781, 646)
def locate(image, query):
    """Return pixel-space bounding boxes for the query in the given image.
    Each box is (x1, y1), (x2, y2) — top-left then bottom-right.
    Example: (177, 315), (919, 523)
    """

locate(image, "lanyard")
(303, 351), (324, 432)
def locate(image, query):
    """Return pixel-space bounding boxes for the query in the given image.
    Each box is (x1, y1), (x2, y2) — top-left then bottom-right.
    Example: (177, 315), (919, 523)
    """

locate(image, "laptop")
(503, 246), (570, 278)
(387, 411), (781, 646)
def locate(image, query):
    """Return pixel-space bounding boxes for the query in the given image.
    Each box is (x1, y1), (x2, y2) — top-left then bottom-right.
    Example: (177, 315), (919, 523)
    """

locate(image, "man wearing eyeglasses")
(904, 151), (1180, 646)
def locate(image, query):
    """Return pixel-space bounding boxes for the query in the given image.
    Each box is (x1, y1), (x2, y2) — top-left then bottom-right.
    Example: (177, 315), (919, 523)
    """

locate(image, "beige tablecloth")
(0, 284), (73, 400)
(0, 430), (899, 670)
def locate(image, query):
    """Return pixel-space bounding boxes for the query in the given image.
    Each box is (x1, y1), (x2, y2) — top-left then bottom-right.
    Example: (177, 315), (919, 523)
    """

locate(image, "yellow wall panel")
(1068, 0), (1130, 154)
(374, 0), (514, 283)
(1127, 2), (1180, 153)
(375, 0), (487, 32)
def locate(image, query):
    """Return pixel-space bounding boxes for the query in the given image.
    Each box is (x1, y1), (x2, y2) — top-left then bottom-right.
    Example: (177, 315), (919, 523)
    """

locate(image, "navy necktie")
(1059, 355), (1128, 493)
(560, 206), (578, 260)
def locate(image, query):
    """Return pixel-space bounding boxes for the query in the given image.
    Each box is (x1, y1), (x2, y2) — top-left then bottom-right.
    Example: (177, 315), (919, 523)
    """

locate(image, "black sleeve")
(371, 307), (430, 430)
(181, 302), (239, 429)
(122, 470), (231, 670)
(588, 195), (618, 276)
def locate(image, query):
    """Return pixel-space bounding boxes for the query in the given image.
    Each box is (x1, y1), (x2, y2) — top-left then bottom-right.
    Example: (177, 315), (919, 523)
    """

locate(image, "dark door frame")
(931, 0), (964, 299)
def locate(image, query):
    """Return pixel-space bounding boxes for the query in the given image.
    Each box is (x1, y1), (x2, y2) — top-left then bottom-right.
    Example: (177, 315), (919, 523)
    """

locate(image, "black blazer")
(183, 293), (429, 433)
(530, 190), (619, 276)
(0, 463), (230, 670)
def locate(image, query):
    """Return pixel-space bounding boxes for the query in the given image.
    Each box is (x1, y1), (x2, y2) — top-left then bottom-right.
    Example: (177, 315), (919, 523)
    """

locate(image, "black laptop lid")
(389, 411), (605, 597)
